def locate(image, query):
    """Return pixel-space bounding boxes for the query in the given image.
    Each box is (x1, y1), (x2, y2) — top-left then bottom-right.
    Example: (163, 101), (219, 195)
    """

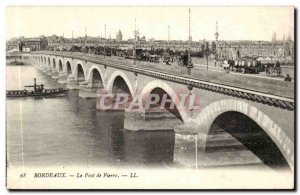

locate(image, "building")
(20, 37), (48, 52)
(6, 37), (48, 52)
(218, 40), (294, 60)
(8, 31), (294, 61)
(6, 39), (21, 51)
(116, 30), (122, 42)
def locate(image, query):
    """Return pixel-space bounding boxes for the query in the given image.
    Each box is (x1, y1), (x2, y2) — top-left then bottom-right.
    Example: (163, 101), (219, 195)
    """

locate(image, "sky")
(6, 6), (294, 41)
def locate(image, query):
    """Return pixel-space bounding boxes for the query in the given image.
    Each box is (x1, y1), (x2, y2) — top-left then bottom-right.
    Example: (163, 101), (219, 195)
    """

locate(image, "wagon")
(266, 65), (282, 77)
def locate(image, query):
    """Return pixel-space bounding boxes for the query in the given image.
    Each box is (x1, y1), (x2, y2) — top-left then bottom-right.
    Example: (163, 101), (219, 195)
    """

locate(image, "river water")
(6, 64), (175, 168)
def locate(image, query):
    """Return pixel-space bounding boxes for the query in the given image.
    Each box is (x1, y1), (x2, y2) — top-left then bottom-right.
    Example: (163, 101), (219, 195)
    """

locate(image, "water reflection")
(121, 130), (175, 167)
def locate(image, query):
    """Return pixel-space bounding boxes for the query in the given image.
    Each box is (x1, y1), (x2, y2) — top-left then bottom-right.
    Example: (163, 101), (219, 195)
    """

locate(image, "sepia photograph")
(5, 5), (295, 189)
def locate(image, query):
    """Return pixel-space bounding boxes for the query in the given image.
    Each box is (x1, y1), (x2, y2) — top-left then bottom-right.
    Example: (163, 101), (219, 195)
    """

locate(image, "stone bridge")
(29, 51), (294, 170)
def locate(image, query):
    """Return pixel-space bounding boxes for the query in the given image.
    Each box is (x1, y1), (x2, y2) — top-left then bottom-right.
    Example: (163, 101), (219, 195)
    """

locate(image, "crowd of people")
(48, 45), (198, 66)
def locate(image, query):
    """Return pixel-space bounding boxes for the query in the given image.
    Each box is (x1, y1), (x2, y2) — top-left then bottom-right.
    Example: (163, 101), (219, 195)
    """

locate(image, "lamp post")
(104, 24), (106, 59)
(205, 49), (209, 70)
(133, 18), (137, 65)
(187, 8), (193, 76)
(168, 25), (170, 46)
(85, 26), (87, 45)
(215, 21), (219, 61)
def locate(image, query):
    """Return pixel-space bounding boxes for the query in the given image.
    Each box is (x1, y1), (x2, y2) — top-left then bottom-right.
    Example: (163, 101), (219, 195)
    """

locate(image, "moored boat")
(6, 78), (68, 98)
(7, 60), (24, 65)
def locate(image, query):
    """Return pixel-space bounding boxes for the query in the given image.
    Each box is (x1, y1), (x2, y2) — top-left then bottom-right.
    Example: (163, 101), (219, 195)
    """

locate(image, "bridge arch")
(74, 61), (86, 81)
(58, 59), (63, 72)
(86, 65), (104, 86)
(65, 61), (72, 76)
(52, 58), (56, 70)
(139, 80), (188, 122)
(106, 70), (134, 96)
(47, 57), (51, 66)
(194, 99), (294, 170)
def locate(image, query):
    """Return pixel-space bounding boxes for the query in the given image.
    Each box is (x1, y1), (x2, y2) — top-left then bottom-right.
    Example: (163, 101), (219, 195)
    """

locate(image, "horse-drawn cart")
(266, 64), (282, 77)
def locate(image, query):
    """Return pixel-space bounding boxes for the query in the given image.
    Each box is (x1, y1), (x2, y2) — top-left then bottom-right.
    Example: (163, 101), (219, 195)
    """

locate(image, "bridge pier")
(46, 67), (53, 76)
(124, 107), (183, 131)
(43, 67), (49, 74)
(173, 123), (207, 169)
(51, 71), (59, 79)
(66, 75), (79, 90)
(95, 89), (126, 110)
(35, 64), (42, 70)
(38, 66), (44, 71)
(173, 122), (271, 169)
(96, 89), (114, 111)
(58, 72), (68, 84)
(79, 83), (103, 99)
(42, 66), (48, 73)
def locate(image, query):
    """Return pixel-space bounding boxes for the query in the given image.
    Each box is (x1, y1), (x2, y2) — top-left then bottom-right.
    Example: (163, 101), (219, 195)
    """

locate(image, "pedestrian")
(284, 74), (292, 82)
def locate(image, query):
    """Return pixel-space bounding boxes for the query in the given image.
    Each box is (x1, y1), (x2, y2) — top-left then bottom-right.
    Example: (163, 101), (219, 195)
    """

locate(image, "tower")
(215, 21), (219, 58)
(282, 33), (286, 57)
(272, 32), (277, 42)
(72, 30), (74, 44)
(104, 24), (106, 58)
(104, 24), (106, 40)
(116, 30), (123, 42)
(85, 26), (87, 45)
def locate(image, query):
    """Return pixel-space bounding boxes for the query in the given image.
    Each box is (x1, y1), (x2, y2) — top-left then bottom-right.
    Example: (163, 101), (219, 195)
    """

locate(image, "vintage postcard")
(6, 6), (295, 189)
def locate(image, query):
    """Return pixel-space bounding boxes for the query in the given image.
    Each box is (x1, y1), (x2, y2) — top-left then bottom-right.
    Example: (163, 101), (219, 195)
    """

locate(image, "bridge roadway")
(28, 51), (294, 170)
